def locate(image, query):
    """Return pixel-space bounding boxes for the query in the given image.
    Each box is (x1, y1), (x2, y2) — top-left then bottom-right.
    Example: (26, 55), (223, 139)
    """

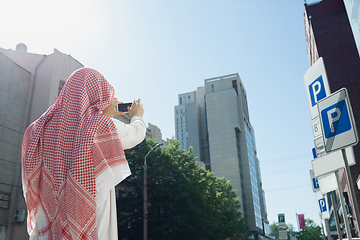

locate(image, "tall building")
(148, 123), (163, 143)
(174, 73), (272, 239)
(304, 0), (360, 237)
(0, 44), (83, 240)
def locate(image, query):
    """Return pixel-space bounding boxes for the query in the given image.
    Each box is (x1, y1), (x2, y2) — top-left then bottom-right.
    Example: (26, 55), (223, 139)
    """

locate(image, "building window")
(0, 191), (10, 209)
(186, 125), (188, 131)
(181, 133), (183, 140)
(188, 96), (190, 102)
(185, 117), (187, 123)
(187, 141), (189, 148)
(180, 97), (182, 104)
(177, 126), (178, 132)
(211, 84), (214, 92)
(176, 118), (178, 124)
(180, 109), (182, 113)
(186, 132), (188, 139)
(181, 125), (183, 132)
(185, 108), (187, 112)
(182, 142), (184, 149)
(181, 118), (183, 124)
(176, 110), (178, 114)
(177, 134), (179, 140)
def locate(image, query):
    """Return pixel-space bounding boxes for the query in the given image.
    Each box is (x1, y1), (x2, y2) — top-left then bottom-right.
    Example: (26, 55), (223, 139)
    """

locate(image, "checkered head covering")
(22, 68), (128, 239)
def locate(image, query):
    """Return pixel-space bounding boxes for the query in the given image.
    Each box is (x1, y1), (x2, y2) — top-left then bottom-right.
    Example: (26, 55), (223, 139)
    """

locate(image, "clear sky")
(1, 0), (326, 230)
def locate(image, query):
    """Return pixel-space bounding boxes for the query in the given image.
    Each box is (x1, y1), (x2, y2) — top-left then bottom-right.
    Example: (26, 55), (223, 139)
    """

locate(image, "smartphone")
(117, 102), (132, 112)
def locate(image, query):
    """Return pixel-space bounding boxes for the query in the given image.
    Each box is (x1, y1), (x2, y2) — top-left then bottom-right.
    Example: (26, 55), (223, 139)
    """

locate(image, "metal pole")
(143, 161), (147, 240)
(331, 191), (343, 240)
(320, 218), (326, 240)
(324, 219), (331, 240)
(143, 142), (163, 240)
(342, 148), (360, 237)
(336, 170), (353, 239)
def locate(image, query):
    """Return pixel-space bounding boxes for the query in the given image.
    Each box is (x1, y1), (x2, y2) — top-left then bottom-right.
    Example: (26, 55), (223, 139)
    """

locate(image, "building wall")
(28, 49), (83, 124)
(148, 123), (162, 142)
(304, 0), (360, 225)
(175, 73), (268, 236)
(0, 46), (83, 240)
(0, 52), (31, 240)
(174, 92), (203, 161)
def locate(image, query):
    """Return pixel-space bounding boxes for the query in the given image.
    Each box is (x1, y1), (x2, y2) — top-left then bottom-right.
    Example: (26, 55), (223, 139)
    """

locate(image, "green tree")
(296, 219), (323, 240)
(117, 138), (248, 240)
(271, 218), (323, 240)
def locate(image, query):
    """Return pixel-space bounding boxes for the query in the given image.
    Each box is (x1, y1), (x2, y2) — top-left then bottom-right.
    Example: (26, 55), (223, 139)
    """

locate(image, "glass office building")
(174, 73), (273, 239)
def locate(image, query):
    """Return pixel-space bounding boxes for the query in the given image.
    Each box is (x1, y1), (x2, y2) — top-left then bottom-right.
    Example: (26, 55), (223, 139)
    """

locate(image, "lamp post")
(144, 142), (163, 240)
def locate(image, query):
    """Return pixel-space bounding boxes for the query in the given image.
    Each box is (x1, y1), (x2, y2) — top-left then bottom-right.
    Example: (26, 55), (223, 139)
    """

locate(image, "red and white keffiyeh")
(22, 68), (129, 239)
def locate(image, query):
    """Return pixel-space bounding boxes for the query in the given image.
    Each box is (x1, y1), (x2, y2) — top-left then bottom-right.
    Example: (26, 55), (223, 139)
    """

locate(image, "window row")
(176, 117), (188, 124)
(179, 95), (191, 105)
(176, 132), (189, 141)
(176, 125), (188, 132)
(180, 141), (189, 149)
(175, 109), (187, 114)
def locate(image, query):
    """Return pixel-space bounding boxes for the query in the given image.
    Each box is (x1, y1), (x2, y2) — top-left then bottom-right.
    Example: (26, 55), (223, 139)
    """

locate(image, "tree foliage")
(117, 138), (248, 240)
(270, 218), (322, 240)
(296, 219), (323, 240)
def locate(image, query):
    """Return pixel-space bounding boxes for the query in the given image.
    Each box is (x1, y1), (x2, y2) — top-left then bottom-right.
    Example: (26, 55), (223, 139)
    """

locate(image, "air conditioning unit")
(13, 209), (26, 223)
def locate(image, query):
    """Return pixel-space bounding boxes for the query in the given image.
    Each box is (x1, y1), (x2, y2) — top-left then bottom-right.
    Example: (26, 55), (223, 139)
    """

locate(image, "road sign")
(317, 172), (337, 194)
(278, 213), (287, 240)
(312, 117), (322, 138)
(317, 88), (358, 153)
(290, 232), (296, 240)
(319, 198), (327, 212)
(279, 233), (288, 240)
(304, 57), (331, 120)
(310, 170), (320, 192)
(312, 148), (317, 159)
(316, 191), (330, 219)
(312, 148), (355, 178)
(278, 214), (285, 223)
(314, 136), (326, 156)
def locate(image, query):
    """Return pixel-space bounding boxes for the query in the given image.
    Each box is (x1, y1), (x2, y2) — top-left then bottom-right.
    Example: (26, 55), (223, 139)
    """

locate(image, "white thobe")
(96, 116), (146, 240)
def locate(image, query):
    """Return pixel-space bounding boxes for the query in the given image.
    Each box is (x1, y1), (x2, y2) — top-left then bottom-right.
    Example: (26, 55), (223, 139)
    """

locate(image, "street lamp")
(143, 142), (163, 240)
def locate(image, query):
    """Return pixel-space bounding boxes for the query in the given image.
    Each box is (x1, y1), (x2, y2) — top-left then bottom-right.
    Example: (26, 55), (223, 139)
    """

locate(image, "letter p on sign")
(319, 198), (327, 212)
(309, 76), (326, 107)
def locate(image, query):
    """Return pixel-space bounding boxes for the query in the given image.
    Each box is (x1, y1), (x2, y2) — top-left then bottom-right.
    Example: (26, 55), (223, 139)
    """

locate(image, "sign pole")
(330, 191), (343, 240)
(342, 148), (360, 237)
(324, 218), (331, 240)
(336, 170), (353, 239)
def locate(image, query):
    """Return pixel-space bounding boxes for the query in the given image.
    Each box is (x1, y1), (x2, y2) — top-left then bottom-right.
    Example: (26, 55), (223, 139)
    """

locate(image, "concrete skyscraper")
(174, 73), (273, 239)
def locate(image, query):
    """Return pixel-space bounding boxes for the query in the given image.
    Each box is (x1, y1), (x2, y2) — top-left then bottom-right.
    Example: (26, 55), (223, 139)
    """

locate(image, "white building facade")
(174, 73), (273, 239)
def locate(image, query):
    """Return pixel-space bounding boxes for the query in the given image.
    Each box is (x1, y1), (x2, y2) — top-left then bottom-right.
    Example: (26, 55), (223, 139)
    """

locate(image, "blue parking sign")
(312, 148), (317, 159)
(313, 178), (319, 190)
(319, 198), (327, 212)
(278, 214), (285, 223)
(321, 100), (351, 139)
(309, 76), (326, 107)
(317, 88), (358, 153)
(304, 57), (331, 120)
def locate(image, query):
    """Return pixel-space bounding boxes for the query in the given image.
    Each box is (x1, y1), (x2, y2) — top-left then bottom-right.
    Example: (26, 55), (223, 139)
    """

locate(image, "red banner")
(298, 214), (306, 229)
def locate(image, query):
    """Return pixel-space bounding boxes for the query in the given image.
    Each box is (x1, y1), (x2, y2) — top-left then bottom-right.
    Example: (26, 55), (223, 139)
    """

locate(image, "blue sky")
(1, 0), (325, 230)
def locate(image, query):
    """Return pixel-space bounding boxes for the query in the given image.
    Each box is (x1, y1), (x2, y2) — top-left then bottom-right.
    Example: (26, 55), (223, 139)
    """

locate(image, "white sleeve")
(111, 116), (146, 150)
